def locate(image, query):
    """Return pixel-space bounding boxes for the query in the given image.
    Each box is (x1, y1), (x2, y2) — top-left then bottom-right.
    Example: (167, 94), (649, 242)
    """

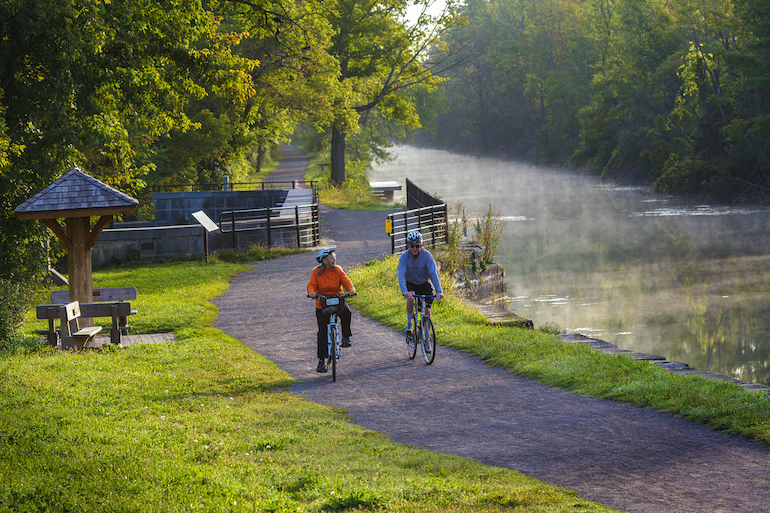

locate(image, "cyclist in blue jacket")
(397, 230), (443, 335)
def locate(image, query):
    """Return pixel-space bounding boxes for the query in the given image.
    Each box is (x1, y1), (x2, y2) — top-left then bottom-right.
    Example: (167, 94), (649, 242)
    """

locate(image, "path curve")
(214, 146), (770, 513)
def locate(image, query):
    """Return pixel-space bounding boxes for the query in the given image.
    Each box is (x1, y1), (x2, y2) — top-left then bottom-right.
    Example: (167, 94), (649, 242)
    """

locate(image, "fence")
(218, 203), (319, 250)
(388, 180), (448, 254)
(405, 178), (443, 210)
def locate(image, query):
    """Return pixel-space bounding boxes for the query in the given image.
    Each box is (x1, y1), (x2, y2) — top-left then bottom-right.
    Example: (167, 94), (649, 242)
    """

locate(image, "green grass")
(304, 159), (396, 211)
(4, 256), (618, 512)
(348, 256), (770, 445)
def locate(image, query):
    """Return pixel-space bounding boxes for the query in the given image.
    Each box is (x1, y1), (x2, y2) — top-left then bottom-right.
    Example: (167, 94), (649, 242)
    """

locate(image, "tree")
(326, 0), (458, 183)
(0, 0), (252, 282)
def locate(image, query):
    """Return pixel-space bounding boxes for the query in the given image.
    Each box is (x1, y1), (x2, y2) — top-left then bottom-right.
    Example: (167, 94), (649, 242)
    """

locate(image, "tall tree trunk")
(331, 125), (346, 184)
(256, 141), (264, 175)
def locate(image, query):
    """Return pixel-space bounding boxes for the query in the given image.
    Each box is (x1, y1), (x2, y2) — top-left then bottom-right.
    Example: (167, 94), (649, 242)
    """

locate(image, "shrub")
(0, 279), (32, 341)
(474, 204), (505, 264)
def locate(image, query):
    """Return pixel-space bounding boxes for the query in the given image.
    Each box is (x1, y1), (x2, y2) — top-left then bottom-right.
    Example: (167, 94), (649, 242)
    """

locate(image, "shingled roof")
(15, 168), (138, 220)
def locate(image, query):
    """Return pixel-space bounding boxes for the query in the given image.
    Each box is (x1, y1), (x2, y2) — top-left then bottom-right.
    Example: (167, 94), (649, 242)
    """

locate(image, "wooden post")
(67, 217), (94, 326)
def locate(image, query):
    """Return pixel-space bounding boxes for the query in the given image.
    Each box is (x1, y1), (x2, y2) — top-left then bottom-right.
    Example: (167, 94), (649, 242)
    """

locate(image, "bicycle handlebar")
(308, 292), (356, 300)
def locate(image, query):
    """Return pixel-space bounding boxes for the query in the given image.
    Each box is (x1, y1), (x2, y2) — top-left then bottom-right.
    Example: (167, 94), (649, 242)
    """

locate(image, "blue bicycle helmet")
(406, 231), (423, 245)
(315, 247), (336, 263)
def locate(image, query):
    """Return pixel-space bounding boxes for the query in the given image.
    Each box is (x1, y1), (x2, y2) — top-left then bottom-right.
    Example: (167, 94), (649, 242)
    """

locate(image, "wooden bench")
(37, 301), (135, 347)
(369, 181), (402, 202)
(59, 301), (102, 349)
(39, 287), (138, 346)
(51, 287), (137, 332)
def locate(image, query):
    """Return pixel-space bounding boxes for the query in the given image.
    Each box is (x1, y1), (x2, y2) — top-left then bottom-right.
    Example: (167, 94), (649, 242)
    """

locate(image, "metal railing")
(218, 203), (319, 249)
(387, 179), (448, 254)
(387, 204), (448, 254)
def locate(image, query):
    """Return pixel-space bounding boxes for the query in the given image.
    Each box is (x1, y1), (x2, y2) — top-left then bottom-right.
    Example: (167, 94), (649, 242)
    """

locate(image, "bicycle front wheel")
(329, 324), (338, 382)
(421, 317), (436, 365)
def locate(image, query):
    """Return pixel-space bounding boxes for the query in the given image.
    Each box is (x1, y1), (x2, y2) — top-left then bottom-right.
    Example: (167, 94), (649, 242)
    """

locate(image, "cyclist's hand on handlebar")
(436, 293), (444, 301)
(403, 291), (414, 300)
(346, 290), (357, 298)
(308, 293), (319, 299)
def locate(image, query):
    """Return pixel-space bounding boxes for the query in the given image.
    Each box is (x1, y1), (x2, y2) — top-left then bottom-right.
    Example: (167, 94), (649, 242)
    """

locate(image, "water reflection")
(370, 146), (770, 385)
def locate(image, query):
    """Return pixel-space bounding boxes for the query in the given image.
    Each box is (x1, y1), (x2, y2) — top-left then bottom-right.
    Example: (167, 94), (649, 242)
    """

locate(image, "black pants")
(315, 304), (352, 359)
(407, 281), (435, 307)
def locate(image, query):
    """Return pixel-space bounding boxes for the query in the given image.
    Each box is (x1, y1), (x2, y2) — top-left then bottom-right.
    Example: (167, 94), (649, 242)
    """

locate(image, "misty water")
(370, 146), (770, 385)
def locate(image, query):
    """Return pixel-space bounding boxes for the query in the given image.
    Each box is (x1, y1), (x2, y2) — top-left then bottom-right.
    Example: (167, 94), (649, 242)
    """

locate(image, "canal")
(370, 145), (770, 385)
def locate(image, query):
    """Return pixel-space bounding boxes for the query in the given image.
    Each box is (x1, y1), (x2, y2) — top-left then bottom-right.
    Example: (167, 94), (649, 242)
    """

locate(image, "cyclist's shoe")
(316, 359), (327, 373)
(424, 343), (432, 353)
(341, 336), (351, 347)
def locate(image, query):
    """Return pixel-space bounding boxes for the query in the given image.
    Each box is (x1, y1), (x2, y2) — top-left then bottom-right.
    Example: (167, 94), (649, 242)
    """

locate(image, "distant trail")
(214, 144), (770, 513)
(264, 143), (310, 184)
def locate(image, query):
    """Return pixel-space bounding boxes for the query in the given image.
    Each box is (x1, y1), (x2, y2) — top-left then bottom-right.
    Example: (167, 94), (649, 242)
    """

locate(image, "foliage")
(434, 202), (469, 275)
(473, 204), (505, 264)
(349, 256), (770, 444)
(9, 259), (617, 513)
(325, 0), (461, 183)
(429, 0), (770, 202)
(0, 279), (33, 342)
(0, 0), (254, 282)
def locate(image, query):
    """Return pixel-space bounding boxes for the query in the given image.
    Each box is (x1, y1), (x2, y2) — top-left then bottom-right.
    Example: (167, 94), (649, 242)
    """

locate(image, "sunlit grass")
(6, 257), (618, 512)
(304, 160), (394, 211)
(348, 256), (770, 445)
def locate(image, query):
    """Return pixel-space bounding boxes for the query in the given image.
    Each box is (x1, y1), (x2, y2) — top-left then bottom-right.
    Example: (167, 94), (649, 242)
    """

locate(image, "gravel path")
(213, 145), (770, 513)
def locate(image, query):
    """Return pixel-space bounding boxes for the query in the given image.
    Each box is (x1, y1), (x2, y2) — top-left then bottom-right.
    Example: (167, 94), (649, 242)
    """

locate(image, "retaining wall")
(153, 190), (285, 226)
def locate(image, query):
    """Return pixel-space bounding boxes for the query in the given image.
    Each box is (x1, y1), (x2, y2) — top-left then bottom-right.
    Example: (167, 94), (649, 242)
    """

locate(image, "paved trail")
(214, 145), (770, 513)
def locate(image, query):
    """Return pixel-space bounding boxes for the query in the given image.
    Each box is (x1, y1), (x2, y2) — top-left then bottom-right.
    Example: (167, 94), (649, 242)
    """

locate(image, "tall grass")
(4, 258), (618, 512)
(348, 256), (770, 444)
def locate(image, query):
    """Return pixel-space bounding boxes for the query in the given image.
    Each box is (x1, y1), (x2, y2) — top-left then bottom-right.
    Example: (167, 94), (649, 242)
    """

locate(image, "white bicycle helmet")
(315, 247), (336, 263)
(406, 231), (423, 245)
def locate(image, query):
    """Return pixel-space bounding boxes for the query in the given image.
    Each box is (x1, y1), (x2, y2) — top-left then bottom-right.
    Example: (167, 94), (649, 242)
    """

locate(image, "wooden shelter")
(15, 169), (138, 307)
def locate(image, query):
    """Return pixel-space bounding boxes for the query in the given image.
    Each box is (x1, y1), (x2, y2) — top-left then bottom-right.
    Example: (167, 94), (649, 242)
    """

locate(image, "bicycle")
(406, 294), (436, 365)
(309, 292), (354, 381)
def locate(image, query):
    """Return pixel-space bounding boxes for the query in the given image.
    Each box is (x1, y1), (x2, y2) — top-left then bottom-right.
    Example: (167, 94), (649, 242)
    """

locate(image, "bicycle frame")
(312, 293), (351, 381)
(408, 294), (436, 364)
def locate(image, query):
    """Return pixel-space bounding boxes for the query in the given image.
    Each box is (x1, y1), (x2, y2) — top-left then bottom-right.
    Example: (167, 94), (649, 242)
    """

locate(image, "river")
(369, 145), (770, 386)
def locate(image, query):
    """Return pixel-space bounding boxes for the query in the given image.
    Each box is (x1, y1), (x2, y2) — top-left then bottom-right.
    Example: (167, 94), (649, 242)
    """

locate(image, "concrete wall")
(93, 225), (204, 266)
(92, 223), (306, 267)
(153, 190), (285, 226)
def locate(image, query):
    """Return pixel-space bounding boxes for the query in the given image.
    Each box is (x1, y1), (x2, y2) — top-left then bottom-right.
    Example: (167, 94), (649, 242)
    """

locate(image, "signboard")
(191, 210), (219, 232)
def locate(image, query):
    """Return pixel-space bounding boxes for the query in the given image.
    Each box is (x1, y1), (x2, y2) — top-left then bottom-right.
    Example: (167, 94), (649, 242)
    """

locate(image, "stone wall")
(452, 263), (508, 303)
(153, 190), (285, 226)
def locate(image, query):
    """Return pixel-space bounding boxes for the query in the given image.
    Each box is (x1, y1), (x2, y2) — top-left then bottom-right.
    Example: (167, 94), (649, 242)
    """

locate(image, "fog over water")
(370, 146), (770, 385)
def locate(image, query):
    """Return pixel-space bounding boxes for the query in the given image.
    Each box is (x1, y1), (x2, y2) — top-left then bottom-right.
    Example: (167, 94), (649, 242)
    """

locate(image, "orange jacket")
(307, 265), (355, 309)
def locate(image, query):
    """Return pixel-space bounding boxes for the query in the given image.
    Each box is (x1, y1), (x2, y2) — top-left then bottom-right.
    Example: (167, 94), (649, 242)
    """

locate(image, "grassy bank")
(348, 255), (770, 445)
(5, 257), (616, 512)
(303, 157), (395, 211)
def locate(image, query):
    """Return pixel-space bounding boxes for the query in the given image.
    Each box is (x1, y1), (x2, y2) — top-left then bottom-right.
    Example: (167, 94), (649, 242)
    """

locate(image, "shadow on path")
(214, 145), (770, 513)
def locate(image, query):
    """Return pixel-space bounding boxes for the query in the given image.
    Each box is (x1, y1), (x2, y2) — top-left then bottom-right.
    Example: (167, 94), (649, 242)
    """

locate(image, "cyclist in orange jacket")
(307, 248), (356, 373)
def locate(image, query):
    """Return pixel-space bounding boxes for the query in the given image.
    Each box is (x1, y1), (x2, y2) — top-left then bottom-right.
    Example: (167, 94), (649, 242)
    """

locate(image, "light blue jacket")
(397, 249), (443, 295)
